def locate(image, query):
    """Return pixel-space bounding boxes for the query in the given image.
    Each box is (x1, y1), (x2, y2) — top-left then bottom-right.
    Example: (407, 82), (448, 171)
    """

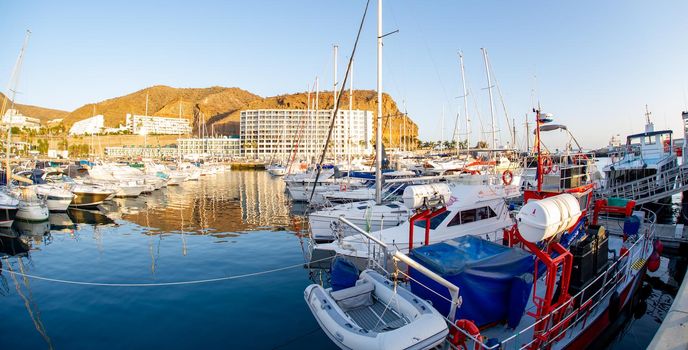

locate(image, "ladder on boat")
(597, 165), (688, 205)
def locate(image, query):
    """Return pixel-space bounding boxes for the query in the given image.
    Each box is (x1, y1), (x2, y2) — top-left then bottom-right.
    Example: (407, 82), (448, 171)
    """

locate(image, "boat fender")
(450, 319), (481, 350)
(647, 252), (660, 272)
(608, 291), (621, 321)
(502, 170), (513, 186)
(653, 240), (664, 255)
(542, 156), (554, 174)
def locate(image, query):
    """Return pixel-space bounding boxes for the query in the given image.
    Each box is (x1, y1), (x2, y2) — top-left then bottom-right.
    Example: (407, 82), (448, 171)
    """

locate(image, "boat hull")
(0, 206), (18, 227)
(46, 197), (73, 212)
(16, 203), (50, 222)
(70, 192), (111, 208)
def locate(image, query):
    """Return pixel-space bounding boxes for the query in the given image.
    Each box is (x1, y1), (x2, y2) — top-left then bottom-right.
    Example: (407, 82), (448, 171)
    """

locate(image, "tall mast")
(348, 58), (353, 174)
(481, 48), (497, 150)
(333, 45), (338, 106)
(459, 51), (470, 153)
(4, 30), (31, 185)
(333, 44), (339, 160)
(375, 0), (383, 204)
(314, 77), (319, 163)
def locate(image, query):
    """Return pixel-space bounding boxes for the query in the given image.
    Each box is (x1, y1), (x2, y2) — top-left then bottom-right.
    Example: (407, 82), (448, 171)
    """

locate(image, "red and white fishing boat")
(403, 110), (657, 350)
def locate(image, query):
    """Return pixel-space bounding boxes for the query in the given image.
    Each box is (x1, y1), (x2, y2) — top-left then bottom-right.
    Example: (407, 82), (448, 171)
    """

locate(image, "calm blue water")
(0, 171), (334, 350)
(0, 170), (683, 349)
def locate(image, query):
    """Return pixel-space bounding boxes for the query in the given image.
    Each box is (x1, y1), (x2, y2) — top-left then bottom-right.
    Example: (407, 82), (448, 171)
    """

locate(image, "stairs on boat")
(597, 165), (688, 205)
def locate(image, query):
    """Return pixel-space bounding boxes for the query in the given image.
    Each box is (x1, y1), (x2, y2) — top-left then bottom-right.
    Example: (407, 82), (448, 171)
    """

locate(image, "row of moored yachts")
(0, 161), (229, 226)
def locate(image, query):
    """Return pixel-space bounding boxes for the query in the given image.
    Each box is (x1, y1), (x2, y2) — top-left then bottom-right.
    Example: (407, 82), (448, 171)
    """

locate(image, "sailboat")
(1, 30), (49, 223)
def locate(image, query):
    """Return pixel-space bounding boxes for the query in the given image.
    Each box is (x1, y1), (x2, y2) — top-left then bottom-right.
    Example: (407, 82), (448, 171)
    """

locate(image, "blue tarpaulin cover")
(409, 235), (535, 327)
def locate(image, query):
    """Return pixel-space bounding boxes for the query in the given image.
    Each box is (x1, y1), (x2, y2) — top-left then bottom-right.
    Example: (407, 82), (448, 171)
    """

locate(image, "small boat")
(35, 184), (74, 211)
(266, 164), (287, 176)
(305, 261), (448, 350)
(0, 189), (19, 227)
(13, 186), (49, 222)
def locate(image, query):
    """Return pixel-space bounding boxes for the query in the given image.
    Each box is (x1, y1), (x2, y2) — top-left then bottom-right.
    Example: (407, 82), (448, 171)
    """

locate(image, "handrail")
(337, 215), (463, 322)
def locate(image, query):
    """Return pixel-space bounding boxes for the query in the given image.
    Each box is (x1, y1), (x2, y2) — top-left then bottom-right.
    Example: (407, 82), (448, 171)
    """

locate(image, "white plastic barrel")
(402, 183), (451, 209)
(516, 193), (582, 243)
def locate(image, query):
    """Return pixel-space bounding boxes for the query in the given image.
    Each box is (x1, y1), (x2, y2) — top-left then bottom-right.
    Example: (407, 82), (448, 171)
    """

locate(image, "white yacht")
(311, 182), (520, 267)
(0, 189), (19, 227)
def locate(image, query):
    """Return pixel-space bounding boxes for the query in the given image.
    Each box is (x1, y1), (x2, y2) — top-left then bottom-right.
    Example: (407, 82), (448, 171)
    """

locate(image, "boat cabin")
(604, 128), (676, 189)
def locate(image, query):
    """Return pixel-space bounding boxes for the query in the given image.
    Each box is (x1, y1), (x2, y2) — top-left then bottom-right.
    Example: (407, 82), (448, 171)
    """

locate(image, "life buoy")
(542, 156), (554, 174)
(502, 170), (513, 185)
(450, 319), (482, 350)
(339, 183), (347, 192)
(572, 153), (589, 164)
(663, 139), (671, 153)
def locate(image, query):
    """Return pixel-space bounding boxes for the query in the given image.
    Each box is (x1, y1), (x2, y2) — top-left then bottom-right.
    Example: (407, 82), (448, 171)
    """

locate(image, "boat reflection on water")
(49, 213), (76, 232)
(68, 208), (116, 227)
(116, 171), (297, 234)
(0, 231), (29, 257)
(13, 220), (51, 238)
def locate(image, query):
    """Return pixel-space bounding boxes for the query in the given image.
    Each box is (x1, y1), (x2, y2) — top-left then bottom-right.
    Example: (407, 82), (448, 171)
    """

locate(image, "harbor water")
(0, 171), (684, 349)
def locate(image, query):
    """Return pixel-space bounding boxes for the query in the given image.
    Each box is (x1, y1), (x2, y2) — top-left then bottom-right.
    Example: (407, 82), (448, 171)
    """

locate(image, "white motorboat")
(13, 186), (49, 222)
(14, 170), (75, 212)
(167, 172), (187, 186)
(35, 184), (74, 211)
(311, 182), (520, 267)
(0, 189), (19, 227)
(309, 200), (410, 242)
(305, 268), (448, 350)
(42, 170), (114, 207)
(266, 164), (287, 176)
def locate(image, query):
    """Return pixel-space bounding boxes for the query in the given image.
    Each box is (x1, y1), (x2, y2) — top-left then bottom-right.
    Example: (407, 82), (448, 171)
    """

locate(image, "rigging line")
(487, 57), (514, 148)
(307, 0), (371, 205)
(0, 256), (335, 288)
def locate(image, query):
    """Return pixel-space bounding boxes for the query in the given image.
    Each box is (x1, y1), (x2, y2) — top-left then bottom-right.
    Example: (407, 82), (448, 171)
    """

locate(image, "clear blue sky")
(2, 0), (687, 148)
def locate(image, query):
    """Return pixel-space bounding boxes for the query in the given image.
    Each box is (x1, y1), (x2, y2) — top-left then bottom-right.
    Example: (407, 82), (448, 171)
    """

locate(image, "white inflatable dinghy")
(304, 269), (448, 350)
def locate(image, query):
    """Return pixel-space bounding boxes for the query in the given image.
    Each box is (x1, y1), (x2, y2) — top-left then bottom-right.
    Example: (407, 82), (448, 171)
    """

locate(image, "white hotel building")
(126, 114), (192, 135)
(240, 109), (373, 159)
(69, 115), (104, 135)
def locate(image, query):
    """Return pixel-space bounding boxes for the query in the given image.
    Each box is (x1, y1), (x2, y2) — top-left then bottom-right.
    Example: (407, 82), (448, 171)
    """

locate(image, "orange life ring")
(572, 153), (589, 164)
(502, 170), (514, 185)
(450, 319), (482, 350)
(300, 162), (308, 170)
(542, 156), (554, 174)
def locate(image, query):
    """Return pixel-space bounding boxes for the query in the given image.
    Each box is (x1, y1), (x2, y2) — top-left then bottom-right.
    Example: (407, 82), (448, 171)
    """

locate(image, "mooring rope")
(0, 256), (333, 287)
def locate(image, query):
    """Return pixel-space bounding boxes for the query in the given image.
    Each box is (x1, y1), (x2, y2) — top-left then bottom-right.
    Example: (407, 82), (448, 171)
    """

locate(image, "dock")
(647, 266), (688, 350)
(654, 223), (688, 249)
(229, 162), (266, 170)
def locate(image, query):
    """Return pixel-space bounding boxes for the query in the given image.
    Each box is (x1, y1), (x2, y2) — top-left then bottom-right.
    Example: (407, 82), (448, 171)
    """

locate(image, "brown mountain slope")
(0, 92), (69, 123)
(213, 90), (418, 148)
(64, 85), (261, 130)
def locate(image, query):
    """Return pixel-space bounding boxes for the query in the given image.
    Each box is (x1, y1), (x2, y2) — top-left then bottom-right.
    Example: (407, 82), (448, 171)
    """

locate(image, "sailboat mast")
(481, 48), (497, 150)
(348, 58), (353, 176)
(5, 30), (31, 185)
(375, 0), (383, 205)
(459, 51), (470, 153)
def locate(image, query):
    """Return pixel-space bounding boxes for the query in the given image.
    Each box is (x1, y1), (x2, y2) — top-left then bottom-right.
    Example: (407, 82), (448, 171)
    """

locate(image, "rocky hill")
(63, 86), (261, 134)
(0, 92), (69, 123)
(213, 90), (418, 148)
(16, 85), (418, 148)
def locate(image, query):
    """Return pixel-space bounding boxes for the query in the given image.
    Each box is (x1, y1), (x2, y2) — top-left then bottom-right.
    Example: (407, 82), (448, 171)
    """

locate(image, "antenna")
(645, 104), (652, 124)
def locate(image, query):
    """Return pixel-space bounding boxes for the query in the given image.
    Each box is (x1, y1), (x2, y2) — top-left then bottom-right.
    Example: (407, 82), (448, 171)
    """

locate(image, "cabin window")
(413, 211), (451, 230)
(447, 206), (497, 227)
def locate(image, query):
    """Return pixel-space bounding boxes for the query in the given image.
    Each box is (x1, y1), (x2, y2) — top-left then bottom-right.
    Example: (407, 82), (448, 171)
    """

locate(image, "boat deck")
(345, 297), (410, 332)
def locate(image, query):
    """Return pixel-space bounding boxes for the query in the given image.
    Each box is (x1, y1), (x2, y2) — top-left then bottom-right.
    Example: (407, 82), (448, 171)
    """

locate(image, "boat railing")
(336, 216), (462, 323)
(596, 163), (688, 205)
(446, 208), (656, 350)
